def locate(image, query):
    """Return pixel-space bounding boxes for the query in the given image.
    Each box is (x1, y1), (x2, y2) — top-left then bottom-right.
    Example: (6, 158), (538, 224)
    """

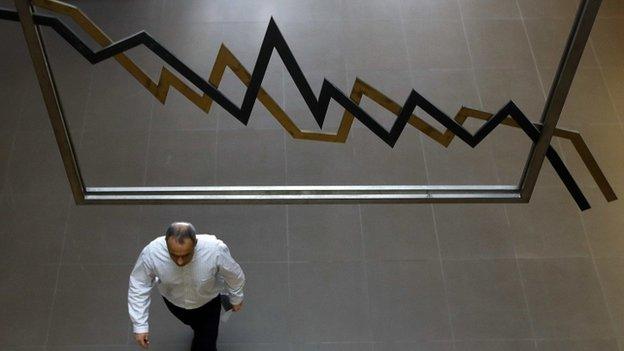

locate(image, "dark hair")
(165, 222), (197, 245)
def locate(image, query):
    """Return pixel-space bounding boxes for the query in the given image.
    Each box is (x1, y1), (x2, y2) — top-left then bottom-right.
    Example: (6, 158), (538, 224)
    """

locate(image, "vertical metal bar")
(14, 0), (86, 203)
(519, 0), (602, 200)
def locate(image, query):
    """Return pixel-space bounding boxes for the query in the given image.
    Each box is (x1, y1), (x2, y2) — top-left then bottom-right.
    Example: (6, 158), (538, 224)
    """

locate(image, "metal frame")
(11, 0), (603, 207)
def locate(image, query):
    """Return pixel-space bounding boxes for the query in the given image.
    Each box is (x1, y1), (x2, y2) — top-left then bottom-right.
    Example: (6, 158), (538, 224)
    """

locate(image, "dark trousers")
(163, 295), (221, 351)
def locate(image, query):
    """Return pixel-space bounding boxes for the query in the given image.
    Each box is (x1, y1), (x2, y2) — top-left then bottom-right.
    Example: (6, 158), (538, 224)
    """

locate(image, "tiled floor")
(1, 0), (624, 350)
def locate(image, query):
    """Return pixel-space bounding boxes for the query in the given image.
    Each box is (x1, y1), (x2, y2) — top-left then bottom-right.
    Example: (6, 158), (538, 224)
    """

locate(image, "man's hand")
(134, 332), (149, 349)
(231, 301), (243, 312)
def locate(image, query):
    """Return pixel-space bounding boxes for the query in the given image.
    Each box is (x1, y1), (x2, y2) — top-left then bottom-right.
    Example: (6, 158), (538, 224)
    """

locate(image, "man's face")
(166, 237), (195, 267)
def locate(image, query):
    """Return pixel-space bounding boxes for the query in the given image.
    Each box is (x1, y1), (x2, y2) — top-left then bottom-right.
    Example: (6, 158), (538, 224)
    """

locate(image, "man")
(128, 222), (245, 350)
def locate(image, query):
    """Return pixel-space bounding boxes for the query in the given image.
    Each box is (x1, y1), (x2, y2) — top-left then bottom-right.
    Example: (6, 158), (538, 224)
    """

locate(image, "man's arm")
(216, 241), (245, 306)
(128, 246), (156, 335)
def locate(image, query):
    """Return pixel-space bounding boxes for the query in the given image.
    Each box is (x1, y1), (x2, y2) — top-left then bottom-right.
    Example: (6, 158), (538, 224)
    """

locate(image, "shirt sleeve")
(216, 241), (245, 305)
(128, 246), (156, 333)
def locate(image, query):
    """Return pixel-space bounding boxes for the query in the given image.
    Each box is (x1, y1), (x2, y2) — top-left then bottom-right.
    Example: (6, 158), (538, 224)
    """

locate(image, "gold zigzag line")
(32, 0), (616, 201)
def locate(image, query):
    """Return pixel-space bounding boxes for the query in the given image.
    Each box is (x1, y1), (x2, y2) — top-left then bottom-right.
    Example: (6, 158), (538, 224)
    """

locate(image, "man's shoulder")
(142, 236), (166, 254)
(197, 234), (228, 251)
(197, 233), (221, 245)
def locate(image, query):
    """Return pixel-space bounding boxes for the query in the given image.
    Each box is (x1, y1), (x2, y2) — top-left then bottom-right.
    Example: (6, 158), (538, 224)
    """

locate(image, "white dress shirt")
(128, 234), (245, 333)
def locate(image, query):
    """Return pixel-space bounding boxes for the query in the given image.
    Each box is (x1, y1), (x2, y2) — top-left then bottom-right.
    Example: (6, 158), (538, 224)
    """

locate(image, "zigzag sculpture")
(0, 0), (617, 210)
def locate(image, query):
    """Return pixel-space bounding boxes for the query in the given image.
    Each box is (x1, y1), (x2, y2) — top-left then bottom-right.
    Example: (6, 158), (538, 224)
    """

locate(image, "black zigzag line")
(0, 9), (590, 210)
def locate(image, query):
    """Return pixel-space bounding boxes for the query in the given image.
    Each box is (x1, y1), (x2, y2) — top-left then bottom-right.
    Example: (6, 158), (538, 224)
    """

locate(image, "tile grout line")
(214, 41), (222, 186)
(506, 205), (540, 350)
(458, 3), (533, 348)
(281, 63), (294, 351)
(42, 194), (73, 347)
(73, 67), (95, 189)
(285, 204), (293, 351)
(345, 8), (375, 343)
(2, 81), (27, 195)
(521, 1), (570, 164)
(456, 0), (484, 110)
(397, 3), (457, 345)
(400, 17), (456, 349)
(588, 38), (624, 126)
(514, 0), (571, 161)
(357, 204), (374, 343)
(456, 0), (504, 197)
(577, 208), (622, 348)
(1, 130), (17, 195)
(399, 2), (457, 345)
(44, 254), (608, 265)
(586, 34), (624, 211)
(282, 64), (288, 186)
(140, 100), (156, 187)
(136, 87), (157, 348)
(514, 0), (548, 104)
(42, 63), (96, 348)
(464, 2), (540, 347)
(428, 204), (457, 346)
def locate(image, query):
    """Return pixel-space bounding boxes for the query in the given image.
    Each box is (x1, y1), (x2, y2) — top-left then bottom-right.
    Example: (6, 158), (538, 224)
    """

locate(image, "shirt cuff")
(133, 324), (149, 334)
(229, 295), (243, 305)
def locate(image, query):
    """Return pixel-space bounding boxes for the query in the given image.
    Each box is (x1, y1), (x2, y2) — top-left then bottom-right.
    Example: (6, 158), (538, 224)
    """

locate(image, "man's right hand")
(134, 332), (149, 349)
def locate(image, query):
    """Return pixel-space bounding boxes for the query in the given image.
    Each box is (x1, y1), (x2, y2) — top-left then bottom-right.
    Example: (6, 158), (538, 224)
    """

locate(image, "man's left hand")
(231, 301), (243, 312)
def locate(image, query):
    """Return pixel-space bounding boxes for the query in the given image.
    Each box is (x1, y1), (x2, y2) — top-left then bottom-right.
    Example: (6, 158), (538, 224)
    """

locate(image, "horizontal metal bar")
(84, 192), (524, 205)
(86, 185), (519, 194)
(83, 186), (523, 204)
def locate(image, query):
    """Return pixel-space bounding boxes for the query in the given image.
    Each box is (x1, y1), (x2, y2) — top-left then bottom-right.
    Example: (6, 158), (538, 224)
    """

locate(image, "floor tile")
(216, 129), (285, 185)
(581, 189), (624, 258)
(340, 0), (401, 20)
(519, 257), (613, 338)
(373, 341), (453, 351)
(516, 0), (579, 18)
(288, 205), (362, 262)
(295, 342), (374, 351)
(83, 60), (155, 132)
(219, 263), (289, 343)
(203, 205), (288, 262)
(434, 204), (515, 259)
(444, 259), (532, 338)
(454, 339), (537, 351)
(403, 20), (471, 70)
(592, 18), (624, 67)
(601, 68), (624, 120)
(367, 260), (452, 341)
(145, 130), (217, 186)
(289, 262), (371, 342)
(77, 130), (149, 187)
(506, 186), (589, 258)
(63, 205), (143, 264)
(47, 264), (133, 345)
(399, 0), (461, 20)
(524, 18), (598, 69)
(459, 0), (521, 19)
(463, 19), (535, 70)
(6, 131), (70, 196)
(595, 258), (624, 336)
(0, 193), (68, 264)
(538, 68), (619, 128)
(0, 263), (57, 346)
(535, 338), (619, 351)
(343, 20), (409, 71)
(360, 204), (438, 260)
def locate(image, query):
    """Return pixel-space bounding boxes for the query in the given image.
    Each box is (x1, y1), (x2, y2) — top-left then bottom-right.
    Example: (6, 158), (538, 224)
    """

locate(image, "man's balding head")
(165, 222), (197, 266)
(165, 222), (197, 245)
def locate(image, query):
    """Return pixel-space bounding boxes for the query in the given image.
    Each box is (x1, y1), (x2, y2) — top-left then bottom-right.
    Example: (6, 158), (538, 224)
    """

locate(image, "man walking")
(128, 222), (245, 350)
